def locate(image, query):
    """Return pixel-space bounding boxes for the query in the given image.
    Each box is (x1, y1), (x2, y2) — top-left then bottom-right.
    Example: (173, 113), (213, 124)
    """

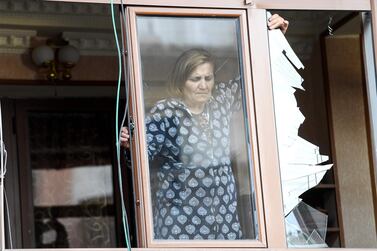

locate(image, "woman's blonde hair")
(168, 48), (215, 97)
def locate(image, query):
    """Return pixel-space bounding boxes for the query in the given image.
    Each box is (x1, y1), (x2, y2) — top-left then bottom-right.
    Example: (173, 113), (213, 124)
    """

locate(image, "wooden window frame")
(1, 0), (375, 250)
(47, 0), (372, 11)
(12, 99), (127, 248)
(127, 6), (266, 248)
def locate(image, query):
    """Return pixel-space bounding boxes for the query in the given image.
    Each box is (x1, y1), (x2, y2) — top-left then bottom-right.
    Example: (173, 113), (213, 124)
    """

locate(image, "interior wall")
(325, 34), (377, 248)
(0, 53), (117, 82)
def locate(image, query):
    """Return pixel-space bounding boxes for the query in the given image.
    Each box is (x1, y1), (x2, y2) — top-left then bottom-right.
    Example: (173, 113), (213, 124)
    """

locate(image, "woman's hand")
(120, 126), (130, 148)
(268, 14), (289, 34)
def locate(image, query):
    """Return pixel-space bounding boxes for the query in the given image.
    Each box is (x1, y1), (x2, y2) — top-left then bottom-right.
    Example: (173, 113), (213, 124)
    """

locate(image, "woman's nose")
(198, 78), (207, 89)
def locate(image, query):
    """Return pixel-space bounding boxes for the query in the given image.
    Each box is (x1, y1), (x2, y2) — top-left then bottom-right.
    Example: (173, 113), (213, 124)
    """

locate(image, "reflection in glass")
(286, 202), (328, 247)
(136, 15), (257, 240)
(29, 112), (116, 248)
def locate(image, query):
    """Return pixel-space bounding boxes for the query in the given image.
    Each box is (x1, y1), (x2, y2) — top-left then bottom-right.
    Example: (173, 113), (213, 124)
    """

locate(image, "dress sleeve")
(145, 104), (166, 161)
(215, 76), (243, 112)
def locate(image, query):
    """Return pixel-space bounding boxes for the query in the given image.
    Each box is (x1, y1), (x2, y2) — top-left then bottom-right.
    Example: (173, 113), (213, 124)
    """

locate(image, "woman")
(121, 15), (288, 240)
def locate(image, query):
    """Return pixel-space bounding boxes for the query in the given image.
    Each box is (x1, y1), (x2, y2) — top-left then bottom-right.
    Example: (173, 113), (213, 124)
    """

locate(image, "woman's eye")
(189, 77), (201, 82)
(205, 76), (214, 81)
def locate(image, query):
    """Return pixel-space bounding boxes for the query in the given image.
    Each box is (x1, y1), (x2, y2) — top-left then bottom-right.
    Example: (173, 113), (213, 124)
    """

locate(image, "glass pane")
(268, 10), (377, 248)
(136, 15), (257, 240)
(29, 112), (116, 248)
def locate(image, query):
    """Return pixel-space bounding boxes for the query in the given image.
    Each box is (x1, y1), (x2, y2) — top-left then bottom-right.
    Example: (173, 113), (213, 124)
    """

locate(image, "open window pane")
(268, 10), (377, 248)
(134, 12), (259, 242)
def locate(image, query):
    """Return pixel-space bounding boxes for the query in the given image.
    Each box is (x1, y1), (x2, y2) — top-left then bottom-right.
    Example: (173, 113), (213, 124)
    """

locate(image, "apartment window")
(1, 0), (376, 250)
(128, 7), (265, 248)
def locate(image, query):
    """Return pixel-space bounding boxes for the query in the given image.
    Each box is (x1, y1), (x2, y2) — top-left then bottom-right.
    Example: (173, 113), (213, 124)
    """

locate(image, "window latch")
(129, 117), (135, 136)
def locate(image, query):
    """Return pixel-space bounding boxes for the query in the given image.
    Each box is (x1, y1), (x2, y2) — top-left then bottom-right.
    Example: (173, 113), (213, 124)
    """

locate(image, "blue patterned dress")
(145, 78), (243, 240)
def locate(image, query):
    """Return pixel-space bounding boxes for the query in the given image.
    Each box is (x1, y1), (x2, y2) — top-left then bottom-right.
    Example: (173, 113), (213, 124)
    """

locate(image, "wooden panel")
(0, 54), (118, 82)
(362, 7), (377, 243)
(247, 9), (286, 248)
(47, 0), (247, 8)
(46, 0), (371, 10)
(0, 101), (5, 250)
(254, 0), (370, 10)
(2, 100), (23, 248)
(371, 0), (377, 95)
(325, 34), (377, 248)
(2, 248), (376, 251)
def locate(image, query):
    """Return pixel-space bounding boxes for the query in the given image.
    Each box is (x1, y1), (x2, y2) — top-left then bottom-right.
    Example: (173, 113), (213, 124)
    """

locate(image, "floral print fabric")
(145, 78), (243, 240)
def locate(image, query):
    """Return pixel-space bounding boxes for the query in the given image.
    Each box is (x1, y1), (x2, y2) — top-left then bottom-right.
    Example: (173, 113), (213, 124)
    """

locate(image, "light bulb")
(58, 45), (80, 65)
(31, 45), (54, 66)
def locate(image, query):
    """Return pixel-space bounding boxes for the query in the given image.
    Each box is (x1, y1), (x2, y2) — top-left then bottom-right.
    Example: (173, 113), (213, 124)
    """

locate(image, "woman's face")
(182, 62), (215, 108)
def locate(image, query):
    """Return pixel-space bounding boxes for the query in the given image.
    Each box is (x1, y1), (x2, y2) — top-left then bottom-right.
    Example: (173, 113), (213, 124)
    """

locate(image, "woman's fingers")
(268, 15), (284, 28)
(120, 126), (130, 148)
(121, 127), (129, 138)
(268, 14), (289, 34)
